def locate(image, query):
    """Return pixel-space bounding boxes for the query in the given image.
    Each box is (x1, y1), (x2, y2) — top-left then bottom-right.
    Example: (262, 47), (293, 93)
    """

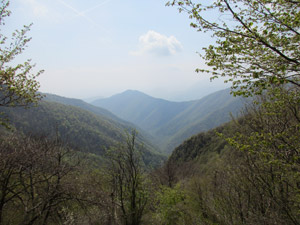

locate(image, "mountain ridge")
(92, 88), (245, 153)
(43, 92), (162, 152)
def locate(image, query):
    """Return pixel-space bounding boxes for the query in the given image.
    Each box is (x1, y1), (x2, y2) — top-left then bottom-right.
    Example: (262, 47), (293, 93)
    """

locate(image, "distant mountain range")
(92, 88), (246, 153)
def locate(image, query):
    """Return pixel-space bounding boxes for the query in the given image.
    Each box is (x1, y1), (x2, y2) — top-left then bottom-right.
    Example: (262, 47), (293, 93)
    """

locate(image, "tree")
(0, 135), (83, 225)
(190, 86), (300, 225)
(158, 86), (300, 225)
(165, 1), (300, 223)
(224, 86), (300, 224)
(154, 184), (192, 225)
(167, 0), (300, 96)
(106, 130), (149, 225)
(0, 0), (43, 125)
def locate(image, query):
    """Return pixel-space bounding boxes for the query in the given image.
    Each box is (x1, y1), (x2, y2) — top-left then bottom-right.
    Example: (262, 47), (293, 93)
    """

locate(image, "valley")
(1, 0), (299, 224)
(92, 88), (245, 153)
(1, 88), (243, 159)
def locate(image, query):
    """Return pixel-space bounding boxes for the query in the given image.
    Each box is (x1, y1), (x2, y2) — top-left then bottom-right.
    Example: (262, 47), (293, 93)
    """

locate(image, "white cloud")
(131, 30), (183, 56)
(20, 0), (49, 17)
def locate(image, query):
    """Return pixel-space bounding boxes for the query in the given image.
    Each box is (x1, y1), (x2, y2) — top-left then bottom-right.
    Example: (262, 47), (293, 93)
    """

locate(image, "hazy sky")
(6, 0), (228, 100)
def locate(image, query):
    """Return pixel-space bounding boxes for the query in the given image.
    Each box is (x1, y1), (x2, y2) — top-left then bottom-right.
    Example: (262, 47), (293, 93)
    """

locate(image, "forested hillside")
(44, 93), (129, 124)
(0, 99), (165, 167)
(44, 93), (159, 149)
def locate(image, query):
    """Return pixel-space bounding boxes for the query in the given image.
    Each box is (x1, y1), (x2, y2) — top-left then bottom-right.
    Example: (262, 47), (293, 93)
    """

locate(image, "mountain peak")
(120, 89), (150, 97)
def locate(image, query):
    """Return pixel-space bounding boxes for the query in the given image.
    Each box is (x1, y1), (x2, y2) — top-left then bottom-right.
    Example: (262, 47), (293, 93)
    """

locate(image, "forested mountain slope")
(168, 123), (231, 166)
(0, 100), (165, 167)
(156, 89), (245, 152)
(44, 93), (126, 123)
(92, 89), (245, 153)
(44, 93), (159, 149)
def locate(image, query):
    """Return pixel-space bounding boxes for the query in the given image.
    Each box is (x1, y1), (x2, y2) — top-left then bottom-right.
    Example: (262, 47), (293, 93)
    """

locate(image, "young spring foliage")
(167, 0), (300, 96)
(0, 0), (43, 126)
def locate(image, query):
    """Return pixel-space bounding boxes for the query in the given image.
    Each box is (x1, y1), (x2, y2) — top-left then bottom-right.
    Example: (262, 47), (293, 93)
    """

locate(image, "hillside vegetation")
(149, 86), (300, 225)
(1, 99), (165, 167)
(44, 93), (160, 150)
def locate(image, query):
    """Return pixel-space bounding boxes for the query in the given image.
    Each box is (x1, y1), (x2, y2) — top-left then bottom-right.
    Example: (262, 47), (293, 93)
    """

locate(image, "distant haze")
(84, 79), (229, 103)
(7, 0), (223, 101)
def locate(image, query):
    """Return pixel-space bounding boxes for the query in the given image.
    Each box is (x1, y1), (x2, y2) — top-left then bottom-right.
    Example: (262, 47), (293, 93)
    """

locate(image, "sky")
(5, 0), (229, 100)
